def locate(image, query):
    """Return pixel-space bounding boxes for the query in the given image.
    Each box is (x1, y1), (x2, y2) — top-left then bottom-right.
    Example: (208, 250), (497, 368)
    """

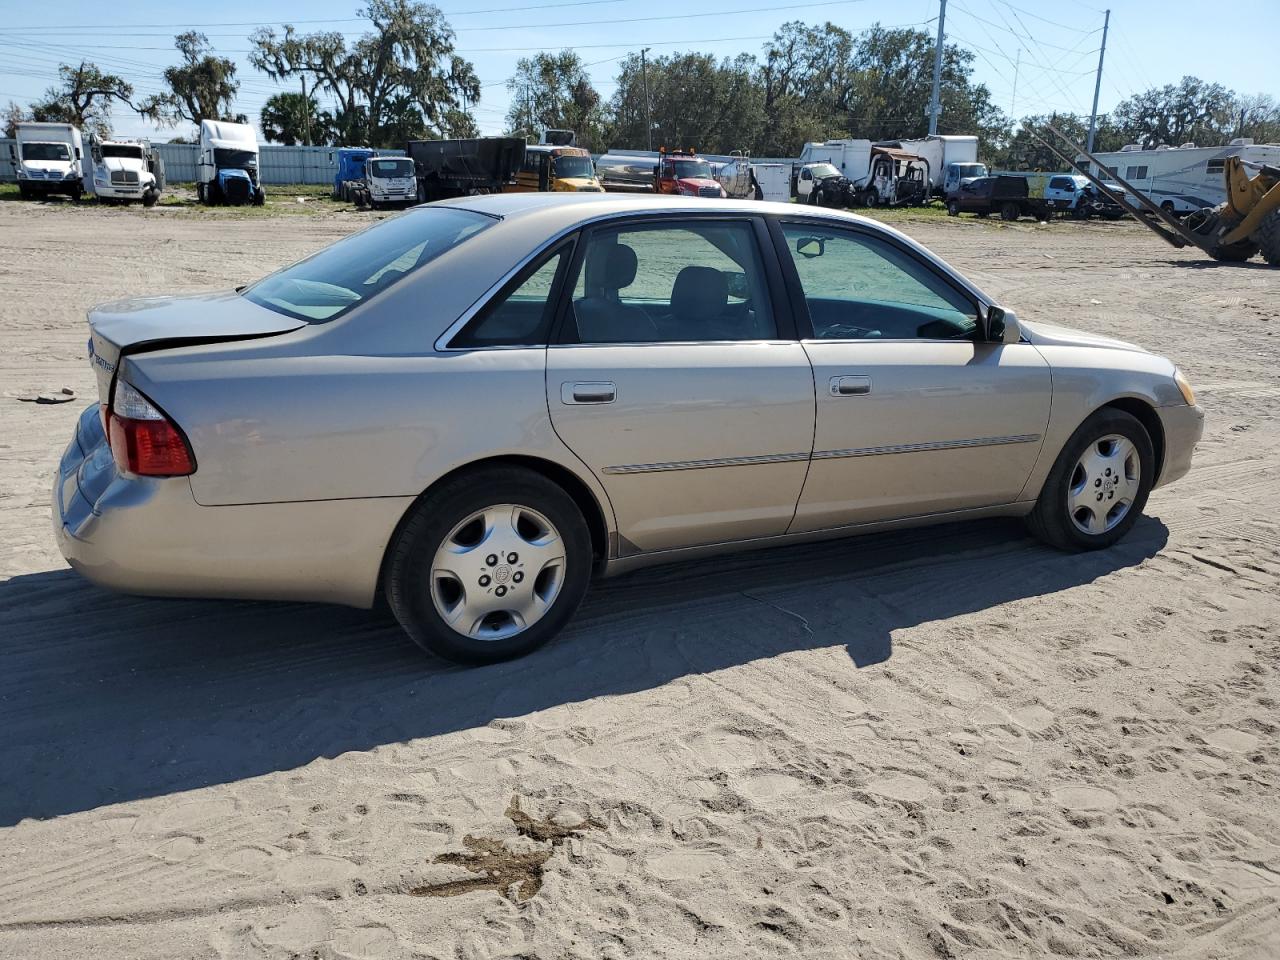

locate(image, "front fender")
(1016, 344), (1185, 501)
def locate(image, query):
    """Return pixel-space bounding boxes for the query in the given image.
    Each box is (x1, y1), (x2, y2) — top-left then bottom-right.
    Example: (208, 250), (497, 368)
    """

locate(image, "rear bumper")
(1154, 402), (1204, 489)
(54, 404), (411, 608)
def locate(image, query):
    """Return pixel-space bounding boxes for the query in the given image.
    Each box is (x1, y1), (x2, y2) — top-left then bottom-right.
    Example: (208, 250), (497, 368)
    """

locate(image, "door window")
(780, 224), (978, 341)
(450, 246), (568, 347)
(566, 221), (775, 343)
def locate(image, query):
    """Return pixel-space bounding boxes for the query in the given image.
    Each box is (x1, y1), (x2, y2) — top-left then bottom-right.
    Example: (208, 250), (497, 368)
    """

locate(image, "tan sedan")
(55, 194), (1203, 662)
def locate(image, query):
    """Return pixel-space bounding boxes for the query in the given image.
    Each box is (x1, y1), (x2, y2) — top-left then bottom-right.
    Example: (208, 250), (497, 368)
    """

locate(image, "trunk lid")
(87, 290), (304, 404)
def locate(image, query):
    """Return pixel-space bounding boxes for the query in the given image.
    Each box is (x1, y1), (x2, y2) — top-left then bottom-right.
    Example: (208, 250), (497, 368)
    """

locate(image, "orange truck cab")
(656, 148), (727, 198)
(510, 144), (604, 193)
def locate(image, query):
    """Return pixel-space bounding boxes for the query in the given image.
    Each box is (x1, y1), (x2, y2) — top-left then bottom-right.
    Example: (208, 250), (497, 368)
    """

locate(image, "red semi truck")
(596, 147), (727, 198)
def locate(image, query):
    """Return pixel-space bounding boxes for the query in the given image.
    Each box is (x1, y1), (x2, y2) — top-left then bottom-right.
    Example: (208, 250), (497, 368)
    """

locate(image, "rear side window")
(450, 245), (571, 348)
(244, 207), (494, 323)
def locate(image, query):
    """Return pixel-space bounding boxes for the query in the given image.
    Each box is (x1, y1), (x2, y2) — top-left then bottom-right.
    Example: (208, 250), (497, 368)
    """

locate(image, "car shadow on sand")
(0, 515), (1168, 825)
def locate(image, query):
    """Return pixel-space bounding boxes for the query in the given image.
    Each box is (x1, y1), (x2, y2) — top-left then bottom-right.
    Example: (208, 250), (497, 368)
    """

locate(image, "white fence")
(1, 140), (404, 185)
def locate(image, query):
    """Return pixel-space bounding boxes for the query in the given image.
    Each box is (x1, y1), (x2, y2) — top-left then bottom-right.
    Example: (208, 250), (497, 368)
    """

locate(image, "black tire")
(196, 182), (205, 204)
(1210, 241), (1259, 263)
(1025, 408), (1155, 552)
(253, 187), (265, 207)
(384, 466), (593, 664)
(142, 189), (159, 208)
(1252, 209), (1280, 267)
(1000, 201), (1020, 221)
(862, 189), (879, 208)
(947, 199), (960, 217)
(1160, 200), (1176, 217)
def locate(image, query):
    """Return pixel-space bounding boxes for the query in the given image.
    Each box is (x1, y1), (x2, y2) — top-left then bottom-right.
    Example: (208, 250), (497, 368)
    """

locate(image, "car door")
(546, 216), (815, 555)
(772, 219), (1051, 534)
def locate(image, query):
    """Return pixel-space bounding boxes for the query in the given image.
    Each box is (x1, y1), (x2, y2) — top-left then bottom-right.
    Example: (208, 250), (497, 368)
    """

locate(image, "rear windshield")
(243, 207), (494, 323)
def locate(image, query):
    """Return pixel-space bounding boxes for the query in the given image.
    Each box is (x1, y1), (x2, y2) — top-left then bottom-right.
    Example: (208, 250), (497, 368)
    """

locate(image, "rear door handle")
(562, 381), (616, 404)
(830, 375), (872, 397)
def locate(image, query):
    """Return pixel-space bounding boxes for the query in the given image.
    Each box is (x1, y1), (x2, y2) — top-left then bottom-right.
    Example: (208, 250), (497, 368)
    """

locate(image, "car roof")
(424, 191), (878, 233)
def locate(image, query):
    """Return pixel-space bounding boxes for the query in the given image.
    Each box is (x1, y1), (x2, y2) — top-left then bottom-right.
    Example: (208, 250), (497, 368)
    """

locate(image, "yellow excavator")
(1035, 125), (1280, 267)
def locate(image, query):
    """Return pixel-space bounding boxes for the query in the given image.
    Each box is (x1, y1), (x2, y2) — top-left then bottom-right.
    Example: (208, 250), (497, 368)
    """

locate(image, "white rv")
(878, 135), (983, 197)
(85, 134), (164, 206)
(10, 122), (84, 199)
(196, 119), (265, 206)
(1086, 138), (1280, 215)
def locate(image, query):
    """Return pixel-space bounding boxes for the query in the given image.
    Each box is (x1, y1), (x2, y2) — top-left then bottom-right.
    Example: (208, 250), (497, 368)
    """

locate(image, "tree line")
(4, 0), (1278, 169)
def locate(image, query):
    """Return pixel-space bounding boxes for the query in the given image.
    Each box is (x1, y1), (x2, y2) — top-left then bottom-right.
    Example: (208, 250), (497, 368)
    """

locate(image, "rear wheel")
(1253, 209), (1280, 267)
(1000, 201), (1020, 221)
(1026, 408), (1154, 552)
(384, 467), (593, 664)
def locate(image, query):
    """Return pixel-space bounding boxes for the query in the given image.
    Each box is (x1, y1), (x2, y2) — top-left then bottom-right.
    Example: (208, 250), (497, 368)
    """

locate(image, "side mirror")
(795, 236), (825, 259)
(724, 271), (749, 299)
(987, 306), (1021, 344)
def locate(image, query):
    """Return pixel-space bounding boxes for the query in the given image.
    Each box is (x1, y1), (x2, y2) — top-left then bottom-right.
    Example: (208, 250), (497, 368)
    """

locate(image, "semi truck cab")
(86, 135), (164, 206)
(196, 119), (265, 206)
(656, 150), (726, 198)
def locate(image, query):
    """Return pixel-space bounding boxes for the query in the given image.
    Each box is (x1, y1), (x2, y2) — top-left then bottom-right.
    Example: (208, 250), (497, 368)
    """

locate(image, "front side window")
(244, 207), (494, 323)
(568, 220), (775, 343)
(780, 224), (978, 341)
(451, 246), (568, 348)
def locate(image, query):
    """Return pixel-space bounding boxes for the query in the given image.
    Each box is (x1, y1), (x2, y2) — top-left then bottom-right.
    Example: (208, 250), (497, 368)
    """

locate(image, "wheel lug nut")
(486, 554), (498, 566)
(495, 585), (507, 597)
(1105, 468), (1112, 476)
(1095, 478), (1101, 487)
(507, 552), (518, 563)
(1096, 493), (1103, 501)
(513, 571), (524, 584)
(479, 575), (491, 587)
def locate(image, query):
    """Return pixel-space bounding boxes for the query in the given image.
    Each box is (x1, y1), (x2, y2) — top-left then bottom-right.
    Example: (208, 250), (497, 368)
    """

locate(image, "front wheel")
(384, 467), (593, 664)
(1026, 409), (1154, 552)
(1250, 209), (1280, 266)
(946, 199), (960, 217)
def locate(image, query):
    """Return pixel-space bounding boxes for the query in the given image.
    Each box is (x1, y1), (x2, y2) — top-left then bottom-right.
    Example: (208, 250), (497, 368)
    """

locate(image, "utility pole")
(300, 75), (312, 147)
(927, 0), (947, 136)
(1086, 9), (1110, 152)
(1010, 49), (1020, 117)
(640, 47), (653, 151)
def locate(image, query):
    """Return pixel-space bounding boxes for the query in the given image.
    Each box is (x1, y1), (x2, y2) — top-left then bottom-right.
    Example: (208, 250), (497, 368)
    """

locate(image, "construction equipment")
(1035, 125), (1280, 266)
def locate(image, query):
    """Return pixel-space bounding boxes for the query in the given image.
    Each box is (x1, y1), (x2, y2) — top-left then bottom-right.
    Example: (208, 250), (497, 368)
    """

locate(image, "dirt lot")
(0, 199), (1277, 959)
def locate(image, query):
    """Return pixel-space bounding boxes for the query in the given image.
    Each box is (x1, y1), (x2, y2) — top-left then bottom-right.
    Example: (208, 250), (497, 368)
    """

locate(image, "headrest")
(671, 265), (727, 322)
(600, 244), (637, 291)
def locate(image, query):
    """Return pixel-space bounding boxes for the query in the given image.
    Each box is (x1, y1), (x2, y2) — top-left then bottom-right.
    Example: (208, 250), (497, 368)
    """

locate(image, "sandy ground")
(1, 198), (1278, 960)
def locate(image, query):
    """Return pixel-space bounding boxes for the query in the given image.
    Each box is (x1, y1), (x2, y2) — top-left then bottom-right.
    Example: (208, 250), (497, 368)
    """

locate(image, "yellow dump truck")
(509, 144), (604, 193)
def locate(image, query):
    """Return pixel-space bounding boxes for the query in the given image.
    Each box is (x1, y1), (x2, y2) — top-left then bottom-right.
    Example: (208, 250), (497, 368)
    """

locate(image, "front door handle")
(830, 375), (872, 397)
(562, 381), (616, 405)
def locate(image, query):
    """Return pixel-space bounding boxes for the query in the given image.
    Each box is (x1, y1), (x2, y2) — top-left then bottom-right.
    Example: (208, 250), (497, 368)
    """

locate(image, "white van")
(11, 122), (84, 199)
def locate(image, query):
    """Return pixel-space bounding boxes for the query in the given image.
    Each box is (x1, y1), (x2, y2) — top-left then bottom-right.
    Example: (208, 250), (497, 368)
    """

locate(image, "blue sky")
(1, 0), (1272, 143)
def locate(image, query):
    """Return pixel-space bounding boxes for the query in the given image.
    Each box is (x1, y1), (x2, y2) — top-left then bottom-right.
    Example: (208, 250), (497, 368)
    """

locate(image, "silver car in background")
(55, 194), (1203, 663)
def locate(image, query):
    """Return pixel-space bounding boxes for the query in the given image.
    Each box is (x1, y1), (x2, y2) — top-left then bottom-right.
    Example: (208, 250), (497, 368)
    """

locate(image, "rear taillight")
(107, 379), (195, 477)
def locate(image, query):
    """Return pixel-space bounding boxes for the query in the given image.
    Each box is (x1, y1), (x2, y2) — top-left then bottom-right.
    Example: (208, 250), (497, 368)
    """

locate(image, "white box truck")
(196, 119), (265, 206)
(797, 139), (930, 206)
(84, 133), (165, 206)
(878, 135), (984, 197)
(1085, 138), (1280, 215)
(10, 122), (84, 200)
